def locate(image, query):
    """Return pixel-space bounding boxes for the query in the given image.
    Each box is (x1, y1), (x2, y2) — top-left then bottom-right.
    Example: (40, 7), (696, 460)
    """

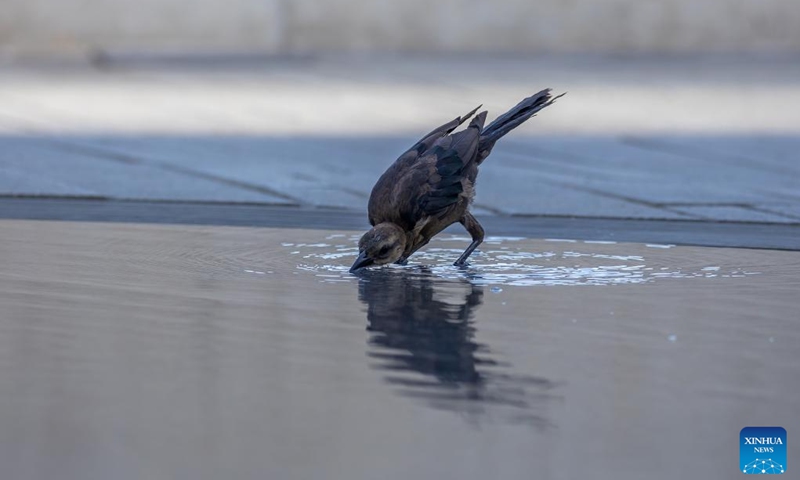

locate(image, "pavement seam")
(747, 205), (800, 222)
(548, 181), (706, 219)
(472, 203), (506, 215)
(621, 136), (800, 177)
(659, 202), (800, 221)
(152, 162), (303, 204)
(0, 118), (307, 205)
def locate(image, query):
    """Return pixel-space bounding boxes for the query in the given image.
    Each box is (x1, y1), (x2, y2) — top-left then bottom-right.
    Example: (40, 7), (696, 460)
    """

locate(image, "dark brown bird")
(350, 89), (563, 272)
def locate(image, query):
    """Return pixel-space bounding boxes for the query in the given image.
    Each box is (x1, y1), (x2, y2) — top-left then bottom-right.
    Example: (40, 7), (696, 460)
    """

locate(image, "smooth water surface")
(1, 220), (799, 480)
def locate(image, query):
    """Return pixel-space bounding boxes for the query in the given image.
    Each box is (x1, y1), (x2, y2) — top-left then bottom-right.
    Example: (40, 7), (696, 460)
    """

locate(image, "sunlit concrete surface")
(1, 219), (799, 480)
(1, 55), (799, 222)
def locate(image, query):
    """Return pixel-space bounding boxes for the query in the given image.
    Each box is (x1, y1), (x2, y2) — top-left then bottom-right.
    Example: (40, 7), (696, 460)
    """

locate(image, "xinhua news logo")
(740, 427), (787, 474)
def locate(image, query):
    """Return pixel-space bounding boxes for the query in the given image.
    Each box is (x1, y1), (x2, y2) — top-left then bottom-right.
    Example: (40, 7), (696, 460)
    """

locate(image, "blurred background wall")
(1, 0), (799, 58)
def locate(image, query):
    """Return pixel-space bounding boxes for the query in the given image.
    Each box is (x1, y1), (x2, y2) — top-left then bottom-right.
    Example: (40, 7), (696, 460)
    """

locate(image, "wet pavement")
(2, 219), (799, 480)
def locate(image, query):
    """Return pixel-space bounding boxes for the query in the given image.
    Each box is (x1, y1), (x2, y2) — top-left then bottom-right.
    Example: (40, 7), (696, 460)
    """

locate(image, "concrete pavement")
(1, 54), (799, 224)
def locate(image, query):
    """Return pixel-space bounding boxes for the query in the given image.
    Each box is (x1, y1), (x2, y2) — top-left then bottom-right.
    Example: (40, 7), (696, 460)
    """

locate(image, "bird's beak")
(350, 252), (374, 272)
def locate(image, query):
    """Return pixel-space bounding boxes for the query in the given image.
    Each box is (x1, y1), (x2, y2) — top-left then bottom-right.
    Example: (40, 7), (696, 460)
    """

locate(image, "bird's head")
(350, 223), (407, 272)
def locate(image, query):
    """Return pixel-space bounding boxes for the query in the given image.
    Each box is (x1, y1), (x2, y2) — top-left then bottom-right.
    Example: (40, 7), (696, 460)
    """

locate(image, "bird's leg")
(454, 212), (485, 267)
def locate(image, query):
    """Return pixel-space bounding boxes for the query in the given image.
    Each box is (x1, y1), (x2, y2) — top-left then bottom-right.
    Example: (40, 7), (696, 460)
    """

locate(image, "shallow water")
(292, 234), (756, 286)
(1, 220), (799, 480)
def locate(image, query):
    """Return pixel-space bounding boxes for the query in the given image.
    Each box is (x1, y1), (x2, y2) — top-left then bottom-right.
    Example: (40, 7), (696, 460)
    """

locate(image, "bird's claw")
(395, 258), (408, 266)
(453, 260), (469, 268)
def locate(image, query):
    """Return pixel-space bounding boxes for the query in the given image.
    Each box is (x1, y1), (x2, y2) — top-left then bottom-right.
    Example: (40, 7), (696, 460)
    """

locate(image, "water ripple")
(290, 235), (758, 286)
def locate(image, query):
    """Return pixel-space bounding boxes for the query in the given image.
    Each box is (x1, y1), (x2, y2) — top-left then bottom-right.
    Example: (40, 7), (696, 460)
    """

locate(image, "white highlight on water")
(289, 235), (759, 287)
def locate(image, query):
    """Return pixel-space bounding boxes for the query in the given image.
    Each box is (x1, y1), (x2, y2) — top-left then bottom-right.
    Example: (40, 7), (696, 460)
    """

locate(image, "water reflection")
(356, 268), (557, 426)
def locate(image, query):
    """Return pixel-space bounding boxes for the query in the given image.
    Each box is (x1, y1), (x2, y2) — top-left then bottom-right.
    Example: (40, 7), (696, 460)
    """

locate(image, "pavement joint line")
(486, 145), (744, 220)
(484, 152), (703, 218)
(657, 203), (800, 221)
(0, 107), (332, 207)
(0, 118), (309, 205)
(498, 144), (799, 222)
(661, 202), (754, 207)
(647, 202), (800, 222)
(152, 162), (304, 204)
(738, 204), (800, 222)
(45, 140), (143, 165)
(620, 136), (800, 177)
(472, 203), (506, 215)
(0, 193), (112, 201)
(549, 180), (705, 219)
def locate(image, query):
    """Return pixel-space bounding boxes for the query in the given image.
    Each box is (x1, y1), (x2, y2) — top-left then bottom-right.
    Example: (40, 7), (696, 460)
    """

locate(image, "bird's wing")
(389, 147), (462, 227)
(368, 110), (486, 228)
(391, 114), (486, 227)
(407, 105), (481, 156)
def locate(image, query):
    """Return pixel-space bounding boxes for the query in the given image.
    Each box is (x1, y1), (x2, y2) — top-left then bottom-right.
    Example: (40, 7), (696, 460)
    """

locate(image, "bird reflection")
(356, 268), (556, 426)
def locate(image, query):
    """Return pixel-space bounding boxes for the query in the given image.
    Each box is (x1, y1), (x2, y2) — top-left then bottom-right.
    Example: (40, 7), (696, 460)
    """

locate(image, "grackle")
(350, 89), (563, 272)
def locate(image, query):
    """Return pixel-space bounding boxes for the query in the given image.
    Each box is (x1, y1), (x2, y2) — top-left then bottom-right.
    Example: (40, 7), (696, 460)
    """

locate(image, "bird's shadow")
(355, 267), (559, 427)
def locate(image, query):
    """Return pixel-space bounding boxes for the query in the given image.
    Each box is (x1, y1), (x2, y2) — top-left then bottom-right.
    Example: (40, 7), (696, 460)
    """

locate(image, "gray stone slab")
(632, 136), (800, 176)
(0, 137), (293, 204)
(0, 165), (97, 196)
(669, 206), (797, 223)
(754, 204), (800, 221)
(73, 134), (794, 217)
(501, 137), (795, 205)
(66, 136), (385, 208)
(472, 166), (694, 219)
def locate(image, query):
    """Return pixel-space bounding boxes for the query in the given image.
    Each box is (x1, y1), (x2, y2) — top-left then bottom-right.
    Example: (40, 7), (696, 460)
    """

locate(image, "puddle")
(292, 235), (757, 286)
(1, 220), (799, 480)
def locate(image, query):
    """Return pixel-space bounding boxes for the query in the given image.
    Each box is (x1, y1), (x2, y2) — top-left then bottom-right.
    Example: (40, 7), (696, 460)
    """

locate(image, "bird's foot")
(395, 258), (408, 266)
(453, 260), (469, 268)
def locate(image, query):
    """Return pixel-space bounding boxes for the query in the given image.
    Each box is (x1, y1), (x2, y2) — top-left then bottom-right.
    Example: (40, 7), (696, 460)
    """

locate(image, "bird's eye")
(378, 246), (390, 256)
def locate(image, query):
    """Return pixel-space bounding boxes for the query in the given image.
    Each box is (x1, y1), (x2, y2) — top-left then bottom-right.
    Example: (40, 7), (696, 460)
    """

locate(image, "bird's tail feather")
(477, 89), (563, 162)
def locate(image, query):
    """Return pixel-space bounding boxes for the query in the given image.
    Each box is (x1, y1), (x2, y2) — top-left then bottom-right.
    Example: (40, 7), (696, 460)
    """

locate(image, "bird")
(350, 89), (563, 272)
